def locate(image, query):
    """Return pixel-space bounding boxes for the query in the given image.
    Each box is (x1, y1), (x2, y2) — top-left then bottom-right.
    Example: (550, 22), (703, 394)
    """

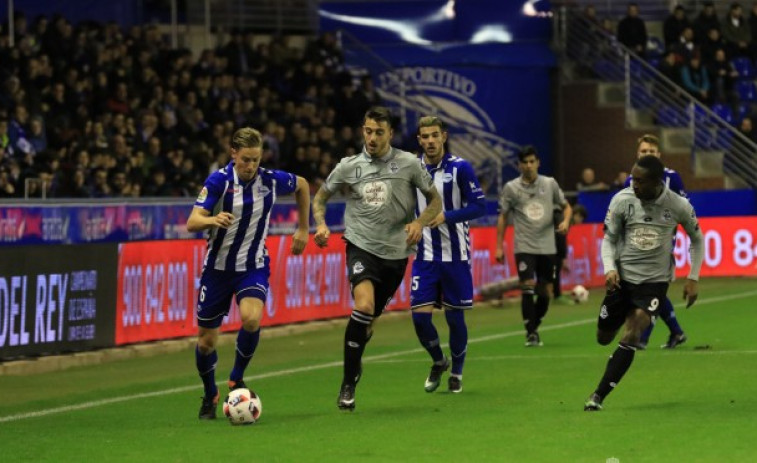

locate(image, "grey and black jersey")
(602, 186), (703, 284)
(498, 175), (567, 255)
(324, 147), (435, 260)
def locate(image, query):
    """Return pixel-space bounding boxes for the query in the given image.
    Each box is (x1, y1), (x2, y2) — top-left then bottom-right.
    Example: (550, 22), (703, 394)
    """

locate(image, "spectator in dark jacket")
(694, 1), (720, 43)
(617, 3), (648, 56)
(664, 5), (691, 50)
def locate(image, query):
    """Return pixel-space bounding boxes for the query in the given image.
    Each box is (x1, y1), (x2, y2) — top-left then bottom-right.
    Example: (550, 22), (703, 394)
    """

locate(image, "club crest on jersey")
(197, 187), (208, 203)
(389, 161), (399, 174)
(353, 261), (365, 274)
(662, 209), (672, 221)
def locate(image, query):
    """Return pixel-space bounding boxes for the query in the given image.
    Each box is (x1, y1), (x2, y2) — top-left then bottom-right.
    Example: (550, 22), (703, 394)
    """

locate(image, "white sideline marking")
(1, 289), (755, 424)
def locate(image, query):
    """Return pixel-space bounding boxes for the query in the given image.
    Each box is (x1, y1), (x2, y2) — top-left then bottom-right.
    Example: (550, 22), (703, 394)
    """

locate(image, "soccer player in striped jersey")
(496, 146), (572, 347)
(187, 127), (310, 419)
(410, 116), (486, 394)
(624, 134), (688, 349)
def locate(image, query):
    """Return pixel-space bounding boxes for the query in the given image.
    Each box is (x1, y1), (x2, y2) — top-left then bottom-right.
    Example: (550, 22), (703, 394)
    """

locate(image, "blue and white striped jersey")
(415, 153), (486, 262)
(194, 161), (297, 272)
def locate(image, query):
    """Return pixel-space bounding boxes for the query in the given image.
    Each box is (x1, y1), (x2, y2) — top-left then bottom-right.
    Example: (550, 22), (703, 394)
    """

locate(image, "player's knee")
(596, 330), (615, 345)
(242, 318), (260, 332)
(197, 337), (216, 354)
(536, 283), (552, 298)
(353, 300), (375, 315)
(520, 282), (535, 293)
(444, 309), (465, 330)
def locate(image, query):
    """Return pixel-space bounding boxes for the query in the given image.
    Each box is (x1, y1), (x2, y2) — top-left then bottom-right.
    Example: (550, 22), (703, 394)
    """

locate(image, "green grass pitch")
(1, 278), (756, 462)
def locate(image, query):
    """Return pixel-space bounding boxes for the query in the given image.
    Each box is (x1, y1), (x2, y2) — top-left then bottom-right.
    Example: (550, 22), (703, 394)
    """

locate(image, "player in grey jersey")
(496, 146), (572, 347)
(584, 155), (703, 411)
(312, 106), (442, 411)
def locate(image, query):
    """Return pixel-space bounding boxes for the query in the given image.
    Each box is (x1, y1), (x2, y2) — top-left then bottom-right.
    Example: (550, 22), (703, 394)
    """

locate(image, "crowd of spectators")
(0, 12), (383, 198)
(575, 2), (757, 109)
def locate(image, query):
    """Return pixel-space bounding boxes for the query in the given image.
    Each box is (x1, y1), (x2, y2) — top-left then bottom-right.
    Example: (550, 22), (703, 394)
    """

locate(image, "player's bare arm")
(312, 186), (333, 248)
(557, 202), (572, 235)
(406, 187), (441, 245)
(186, 207), (234, 232)
(495, 212), (507, 263)
(291, 175), (311, 255)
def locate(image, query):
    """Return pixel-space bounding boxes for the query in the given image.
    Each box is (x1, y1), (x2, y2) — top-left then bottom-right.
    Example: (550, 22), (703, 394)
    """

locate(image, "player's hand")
(213, 212), (235, 228)
(427, 212), (446, 229)
(605, 270), (621, 291)
(683, 279), (699, 308)
(495, 247), (505, 263)
(314, 224), (330, 248)
(290, 227), (308, 255)
(556, 220), (570, 235)
(405, 221), (423, 245)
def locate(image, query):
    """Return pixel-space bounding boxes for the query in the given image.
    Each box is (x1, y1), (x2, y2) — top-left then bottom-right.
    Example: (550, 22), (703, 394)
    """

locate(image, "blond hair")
(231, 127), (263, 150)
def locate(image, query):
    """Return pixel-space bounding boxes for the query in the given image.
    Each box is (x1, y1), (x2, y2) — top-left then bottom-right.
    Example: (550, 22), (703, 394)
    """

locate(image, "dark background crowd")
(0, 12), (384, 199)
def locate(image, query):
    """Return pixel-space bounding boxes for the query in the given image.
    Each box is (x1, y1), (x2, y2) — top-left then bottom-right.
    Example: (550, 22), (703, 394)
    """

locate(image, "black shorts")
(597, 281), (669, 333)
(345, 241), (408, 317)
(514, 253), (556, 284)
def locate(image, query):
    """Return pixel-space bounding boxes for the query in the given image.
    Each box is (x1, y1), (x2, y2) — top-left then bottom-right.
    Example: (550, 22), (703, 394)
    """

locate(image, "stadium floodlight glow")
(319, 3), (454, 45)
(470, 26), (512, 43)
(522, 0), (553, 18)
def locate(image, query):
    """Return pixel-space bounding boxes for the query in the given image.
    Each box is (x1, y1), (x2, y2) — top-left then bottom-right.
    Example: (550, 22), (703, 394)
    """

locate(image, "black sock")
(535, 295), (550, 330)
(521, 289), (536, 334)
(595, 342), (636, 399)
(344, 310), (373, 386)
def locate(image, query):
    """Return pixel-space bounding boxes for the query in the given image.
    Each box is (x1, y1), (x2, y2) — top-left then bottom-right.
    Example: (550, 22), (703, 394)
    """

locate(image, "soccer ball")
(571, 285), (590, 304)
(223, 388), (262, 425)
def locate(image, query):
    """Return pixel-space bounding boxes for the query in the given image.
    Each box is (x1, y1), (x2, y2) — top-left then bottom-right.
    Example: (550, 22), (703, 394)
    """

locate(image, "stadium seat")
(736, 80), (757, 102)
(710, 104), (734, 124)
(656, 105), (688, 127)
(732, 57), (756, 79)
(714, 128), (734, 150)
(631, 84), (654, 109)
(646, 37), (664, 59)
(593, 59), (623, 82)
(735, 103), (751, 123)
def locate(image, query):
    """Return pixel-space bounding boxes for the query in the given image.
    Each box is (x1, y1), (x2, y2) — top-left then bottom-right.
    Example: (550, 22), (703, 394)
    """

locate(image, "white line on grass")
(1, 289), (755, 424)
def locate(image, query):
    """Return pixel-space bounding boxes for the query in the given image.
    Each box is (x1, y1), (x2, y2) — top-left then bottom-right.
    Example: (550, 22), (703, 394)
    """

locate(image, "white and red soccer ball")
(571, 285), (590, 304)
(223, 388), (262, 425)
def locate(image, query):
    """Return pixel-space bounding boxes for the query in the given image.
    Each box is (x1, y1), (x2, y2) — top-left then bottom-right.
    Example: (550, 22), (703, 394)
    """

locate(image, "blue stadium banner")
(0, 244), (118, 360)
(0, 200), (349, 246)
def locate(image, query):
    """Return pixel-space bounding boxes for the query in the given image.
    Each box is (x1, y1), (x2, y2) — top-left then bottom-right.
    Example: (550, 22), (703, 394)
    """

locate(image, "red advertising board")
(115, 237), (413, 345)
(115, 217), (757, 345)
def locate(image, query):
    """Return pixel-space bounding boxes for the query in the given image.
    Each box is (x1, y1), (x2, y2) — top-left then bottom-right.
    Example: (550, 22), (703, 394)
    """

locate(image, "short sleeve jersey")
(498, 175), (567, 255)
(603, 185), (700, 284)
(323, 147), (435, 260)
(194, 161), (297, 271)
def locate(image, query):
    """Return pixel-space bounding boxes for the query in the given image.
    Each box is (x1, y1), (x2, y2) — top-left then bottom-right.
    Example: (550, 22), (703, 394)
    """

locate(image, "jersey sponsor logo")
(258, 185), (271, 197)
(629, 227), (662, 251)
(197, 187), (208, 203)
(525, 201), (545, 221)
(389, 161), (399, 174)
(600, 305), (608, 319)
(353, 261), (365, 274)
(362, 181), (388, 207)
